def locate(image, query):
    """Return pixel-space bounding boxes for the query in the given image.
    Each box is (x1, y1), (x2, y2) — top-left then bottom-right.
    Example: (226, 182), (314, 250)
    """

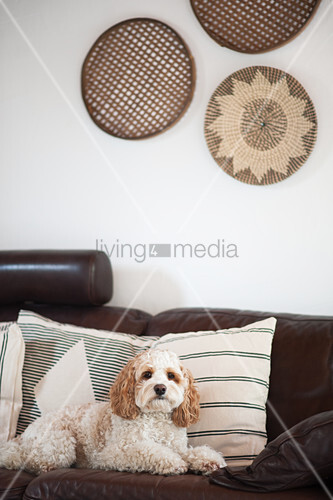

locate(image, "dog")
(0, 349), (226, 475)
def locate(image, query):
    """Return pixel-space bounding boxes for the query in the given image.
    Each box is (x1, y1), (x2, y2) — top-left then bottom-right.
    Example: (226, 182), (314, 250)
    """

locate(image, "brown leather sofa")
(0, 250), (332, 500)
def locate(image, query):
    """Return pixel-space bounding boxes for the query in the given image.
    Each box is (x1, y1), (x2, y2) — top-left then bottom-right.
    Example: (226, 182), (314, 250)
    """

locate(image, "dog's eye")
(167, 372), (175, 380)
(143, 371), (152, 379)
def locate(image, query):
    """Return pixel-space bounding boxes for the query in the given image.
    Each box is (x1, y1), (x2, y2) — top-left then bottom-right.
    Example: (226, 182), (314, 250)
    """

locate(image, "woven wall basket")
(190, 0), (322, 53)
(204, 66), (317, 185)
(81, 18), (196, 140)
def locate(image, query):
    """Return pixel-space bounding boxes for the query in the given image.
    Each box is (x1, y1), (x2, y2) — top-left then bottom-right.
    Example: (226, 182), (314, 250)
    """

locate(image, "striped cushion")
(152, 317), (276, 467)
(0, 322), (25, 442)
(16, 310), (158, 434)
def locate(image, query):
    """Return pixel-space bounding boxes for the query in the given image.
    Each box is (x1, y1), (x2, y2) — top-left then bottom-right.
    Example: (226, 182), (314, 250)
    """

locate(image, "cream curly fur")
(0, 349), (226, 475)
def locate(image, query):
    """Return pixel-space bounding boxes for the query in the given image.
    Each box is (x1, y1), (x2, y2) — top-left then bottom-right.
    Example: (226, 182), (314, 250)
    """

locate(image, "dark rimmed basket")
(190, 0), (322, 54)
(81, 18), (196, 140)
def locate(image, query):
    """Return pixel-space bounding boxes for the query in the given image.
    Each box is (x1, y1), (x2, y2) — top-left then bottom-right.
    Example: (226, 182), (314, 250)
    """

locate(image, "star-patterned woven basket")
(204, 66), (317, 185)
(82, 18), (196, 140)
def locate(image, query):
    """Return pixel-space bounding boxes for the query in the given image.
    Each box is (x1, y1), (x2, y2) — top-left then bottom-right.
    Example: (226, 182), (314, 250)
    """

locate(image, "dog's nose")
(154, 384), (166, 396)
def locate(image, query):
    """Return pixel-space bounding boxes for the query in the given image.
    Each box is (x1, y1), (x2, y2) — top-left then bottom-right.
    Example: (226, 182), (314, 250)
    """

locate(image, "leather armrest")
(0, 250), (112, 306)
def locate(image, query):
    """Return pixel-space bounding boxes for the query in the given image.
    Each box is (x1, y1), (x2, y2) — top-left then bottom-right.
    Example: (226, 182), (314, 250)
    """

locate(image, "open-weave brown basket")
(191, 0), (322, 53)
(205, 66), (317, 185)
(82, 18), (196, 140)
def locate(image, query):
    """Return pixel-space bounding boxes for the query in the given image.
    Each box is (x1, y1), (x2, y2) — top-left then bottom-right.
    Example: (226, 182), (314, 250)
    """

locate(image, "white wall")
(1, 0), (332, 316)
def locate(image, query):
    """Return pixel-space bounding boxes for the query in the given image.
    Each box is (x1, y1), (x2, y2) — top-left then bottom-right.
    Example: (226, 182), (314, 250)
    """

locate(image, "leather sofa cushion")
(0, 469), (34, 500)
(22, 468), (329, 500)
(210, 411), (333, 493)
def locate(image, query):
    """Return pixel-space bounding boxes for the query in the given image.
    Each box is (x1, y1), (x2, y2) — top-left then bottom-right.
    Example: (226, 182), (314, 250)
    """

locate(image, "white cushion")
(0, 322), (25, 442)
(16, 310), (158, 434)
(151, 317), (276, 466)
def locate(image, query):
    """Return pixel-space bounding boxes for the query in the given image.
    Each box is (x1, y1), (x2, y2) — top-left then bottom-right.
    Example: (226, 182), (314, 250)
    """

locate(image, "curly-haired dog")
(0, 350), (226, 475)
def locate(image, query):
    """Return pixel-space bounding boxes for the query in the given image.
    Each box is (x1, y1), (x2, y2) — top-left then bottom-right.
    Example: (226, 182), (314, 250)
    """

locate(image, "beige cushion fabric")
(152, 317), (276, 466)
(0, 323), (25, 442)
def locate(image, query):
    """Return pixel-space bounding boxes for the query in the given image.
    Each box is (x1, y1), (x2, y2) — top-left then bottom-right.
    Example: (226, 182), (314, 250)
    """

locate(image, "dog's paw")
(194, 459), (225, 475)
(154, 456), (188, 475)
(185, 445), (226, 475)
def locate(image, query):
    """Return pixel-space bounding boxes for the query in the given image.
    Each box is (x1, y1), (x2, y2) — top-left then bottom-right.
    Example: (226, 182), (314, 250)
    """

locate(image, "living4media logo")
(96, 239), (239, 264)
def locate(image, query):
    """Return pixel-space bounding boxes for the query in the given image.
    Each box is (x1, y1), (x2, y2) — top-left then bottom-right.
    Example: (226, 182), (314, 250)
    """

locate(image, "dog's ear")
(172, 366), (200, 428)
(109, 358), (140, 420)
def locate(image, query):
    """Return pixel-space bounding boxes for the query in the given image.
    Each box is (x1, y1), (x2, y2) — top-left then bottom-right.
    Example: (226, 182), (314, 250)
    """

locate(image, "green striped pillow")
(151, 317), (276, 467)
(16, 310), (158, 434)
(0, 322), (25, 442)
